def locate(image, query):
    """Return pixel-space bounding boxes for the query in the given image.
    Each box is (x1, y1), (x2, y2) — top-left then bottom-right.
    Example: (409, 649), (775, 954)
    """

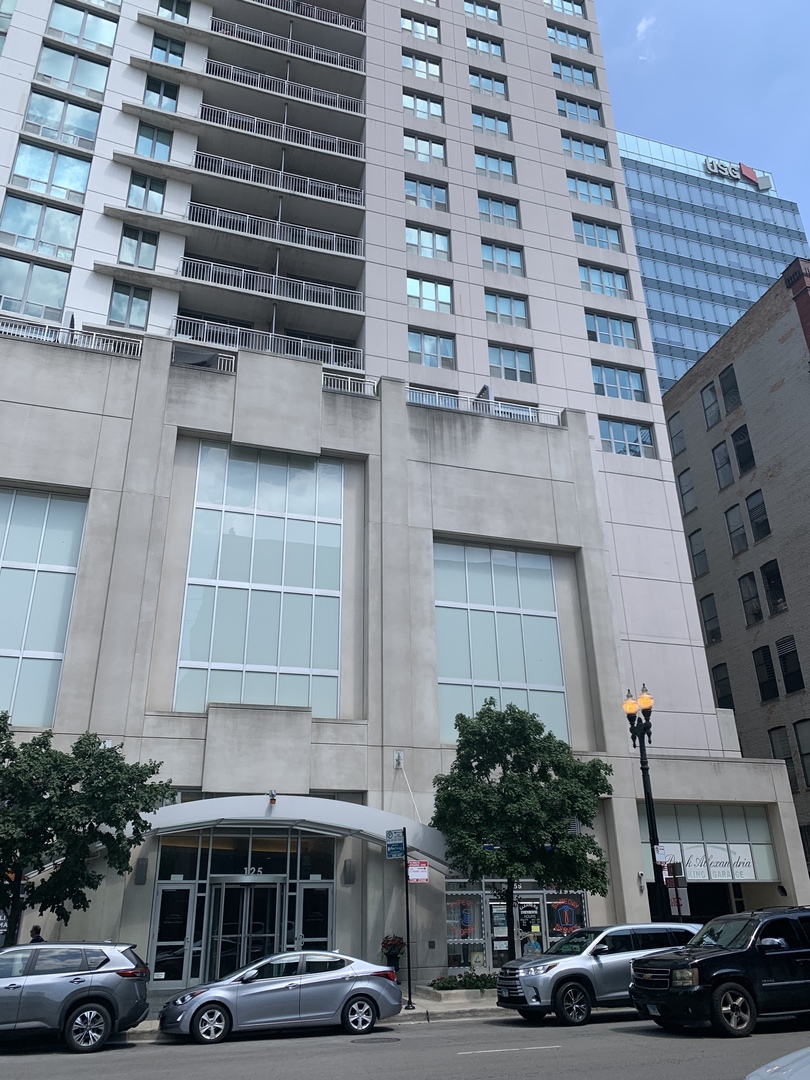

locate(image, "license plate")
(648, 1004), (660, 1016)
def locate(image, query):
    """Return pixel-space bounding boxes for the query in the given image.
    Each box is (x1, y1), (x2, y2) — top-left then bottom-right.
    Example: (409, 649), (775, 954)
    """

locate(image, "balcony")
(181, 258), (364, 312)
(323, 371), (377, 395)
(186, 202), (363, 258)
(0, 315), (142, 357)
(173, 316), (363, 370)
(204, 57), (365, 114)
(209, 17), (365, 73)
(407, 387), (562, 426)
(193, 152), (363, 207)
(236, 0), (364, 33)
(198, 103), (365, 159)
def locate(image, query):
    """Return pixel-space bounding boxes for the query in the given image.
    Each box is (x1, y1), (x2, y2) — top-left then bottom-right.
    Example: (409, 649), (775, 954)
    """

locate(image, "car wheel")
(554, 981), (592, 1026)
(190, 1003), (231, 1045)
(518, 1009), (548, 1022)
(341, 995), (377, 1034)
(652, 1017), (684, 1031)
(64, 1003), (112, 1053)
(710, 982), (757, 1038)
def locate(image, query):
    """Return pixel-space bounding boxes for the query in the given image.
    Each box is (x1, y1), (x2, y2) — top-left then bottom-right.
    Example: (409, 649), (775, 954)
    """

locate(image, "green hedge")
(430, 972), (499, 990)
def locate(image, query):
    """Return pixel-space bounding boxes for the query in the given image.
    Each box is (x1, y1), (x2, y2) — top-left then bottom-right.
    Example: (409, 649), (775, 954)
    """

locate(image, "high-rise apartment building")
(618, 133), (808, 390)
(0, 0), (806, 980)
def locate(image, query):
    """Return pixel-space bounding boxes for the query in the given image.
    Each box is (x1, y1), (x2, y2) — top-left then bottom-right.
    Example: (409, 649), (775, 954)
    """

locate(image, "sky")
(597, 0), (810, 227)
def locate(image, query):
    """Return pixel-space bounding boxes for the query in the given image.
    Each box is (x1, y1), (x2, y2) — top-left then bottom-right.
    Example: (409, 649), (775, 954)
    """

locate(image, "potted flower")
(380, 934), (407, 971)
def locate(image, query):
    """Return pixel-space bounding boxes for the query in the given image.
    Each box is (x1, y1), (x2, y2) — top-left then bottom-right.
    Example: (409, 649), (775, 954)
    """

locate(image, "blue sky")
(598, 1), (810, 228)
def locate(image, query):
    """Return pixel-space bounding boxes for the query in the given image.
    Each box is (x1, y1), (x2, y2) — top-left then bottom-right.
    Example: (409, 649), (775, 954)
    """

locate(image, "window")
(402, 50), (441, 80)
(475, 152), (514, 182)
(746, 490), (771, 542)
(36, 46), (109, 101)
(688, 530), (708, 577)
(465, 0), (500, 22)
(0, 488), (86, 728)
(47, 2), (117, 54)
(481, 242), (523, 274)
(677, 469), (696, 514)
(712, 442), (733, 490)
(768, 728), (797, 789)
(158, 0), (190, 22)
(635, 929), (673, 951)
(467, 31), (503, 57)
(761, 560), (787, 616)
(732, 425), (756, 475)
(128, 172), (166, 213)
(404, 132), (445, 163)
(406, 224), (449, 260)
(561, 134), (606, 164)
(151, 33), (184, 65)
(754, 646), (779, 702)
(10, 143), (90, 204)
(489, 344), (532, 382)
(402, 91), (443, 121)
(573, 217), (621, 251)
(795, 720), (810, 786)
(724, 505), (748, 554)
(408, 329), (455, 368)
(667, 412), (685, 456)
(599, 419), (655, 459)
(547, 23), (589, 50)
(579, 264), (629, 298)
(136, 123), (172, 161)
(546, 0), (585, 16)
(777, 636), (805, 693)
(24, 92), (100, 150)
(592, 363), (645, 402)
(719, 364), (741, 412)
(118, 226), (158, 270)
(472, 109), (510, 138)
(551, 58), (595, 85)
(108, 281), (151, 328)
(0, 196), (80, 260)
(469, 69), (506, 97)
(568, 175), (614, 206)
(485, 291), (528, 327)
(407, 274), (452, 312)
(144, 76), (179, 112)
(0, 255), (69, 320)
(701, 383), (720, 428)
(405, 176), (447, 211)
(711, 663), (734, 710)
(401, 13), (439, 39)
(586, 313), (638, 348)
(739, 572), (763, 626)
(699, 594), (721, 644)
(557, 95), (601, 124)
(478, 195), (518, 227)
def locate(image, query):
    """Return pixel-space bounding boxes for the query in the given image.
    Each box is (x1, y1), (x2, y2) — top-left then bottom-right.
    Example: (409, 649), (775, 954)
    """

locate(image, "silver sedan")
(159, 951), (402, 1044)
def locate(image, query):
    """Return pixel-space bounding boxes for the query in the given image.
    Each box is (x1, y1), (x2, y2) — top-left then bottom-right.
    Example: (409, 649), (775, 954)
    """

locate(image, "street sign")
(654, 844), (667, 865)
(407, 860), (429, 883)
(386, 828), (405, 860)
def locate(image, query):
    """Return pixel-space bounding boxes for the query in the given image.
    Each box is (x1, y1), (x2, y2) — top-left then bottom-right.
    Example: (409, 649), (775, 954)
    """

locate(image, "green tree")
(0, 711), (174, 946)
(431, 699), (613, 961)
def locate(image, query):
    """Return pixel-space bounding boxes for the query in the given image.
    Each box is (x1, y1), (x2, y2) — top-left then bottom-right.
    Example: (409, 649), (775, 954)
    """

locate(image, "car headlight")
(170, 990), (206, 1007)
(522, 962), (559, 976)
(671, 967), (698, 988)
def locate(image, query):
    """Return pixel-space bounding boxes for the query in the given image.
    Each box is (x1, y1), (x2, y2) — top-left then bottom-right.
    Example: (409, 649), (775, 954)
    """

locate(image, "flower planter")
(414, 986), (498, 1003)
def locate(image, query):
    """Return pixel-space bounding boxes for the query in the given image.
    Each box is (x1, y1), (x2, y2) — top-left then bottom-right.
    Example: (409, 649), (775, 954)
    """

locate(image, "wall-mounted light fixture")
(267, 790), (277, 806)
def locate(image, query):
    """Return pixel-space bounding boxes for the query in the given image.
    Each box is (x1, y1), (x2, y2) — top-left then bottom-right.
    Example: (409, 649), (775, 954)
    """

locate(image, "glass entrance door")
(292, 883), (332, 950)
(152, 884), (195, 987)
(208, 881), (282, 981)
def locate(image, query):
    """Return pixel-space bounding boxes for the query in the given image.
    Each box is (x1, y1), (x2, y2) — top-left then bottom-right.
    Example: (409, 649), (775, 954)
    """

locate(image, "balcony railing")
(186, 202), (364, 257)
(193, 152), (364, 206)
(180, 259), (364, 311)
(210, 17), (365, 72)
(241, 0), (364, 33)
(173, 316), (363, 369)
(407, 387), (561, 425)
(199, 103), (365, 158)
(323, 371), (377, 395)
(204, 58), (365, 114)
(0, 315), (142, 357)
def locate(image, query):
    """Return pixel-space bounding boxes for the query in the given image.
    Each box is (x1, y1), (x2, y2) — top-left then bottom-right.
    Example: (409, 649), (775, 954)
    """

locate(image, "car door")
(0, 949), (31, 1029)
(236, 954), (302, 1029)
(298, 955), (353, 1022)
(16, 946), (90, 1030)
(756, 917), (809, 1013)
(589, 930), (636, 1002)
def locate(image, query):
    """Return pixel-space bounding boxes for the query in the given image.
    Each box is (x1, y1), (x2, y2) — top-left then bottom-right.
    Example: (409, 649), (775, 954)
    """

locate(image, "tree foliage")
(431, 700), (613, 960)
(0, 711), (174, 946)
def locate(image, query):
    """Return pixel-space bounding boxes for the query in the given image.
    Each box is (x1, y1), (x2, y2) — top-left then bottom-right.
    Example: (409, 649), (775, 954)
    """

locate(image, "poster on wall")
(546, 894), (584, 938)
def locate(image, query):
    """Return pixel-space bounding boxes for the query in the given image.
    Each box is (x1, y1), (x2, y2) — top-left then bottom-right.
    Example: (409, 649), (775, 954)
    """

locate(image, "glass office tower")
(619, 133), (809, 390)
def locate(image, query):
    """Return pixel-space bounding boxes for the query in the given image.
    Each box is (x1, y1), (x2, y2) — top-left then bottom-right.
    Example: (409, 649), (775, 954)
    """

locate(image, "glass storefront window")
(299, 836), (334, 880)
(209, 832), (250, 876)
(446, 893), (485, 969)
(158, 834), (199, 880)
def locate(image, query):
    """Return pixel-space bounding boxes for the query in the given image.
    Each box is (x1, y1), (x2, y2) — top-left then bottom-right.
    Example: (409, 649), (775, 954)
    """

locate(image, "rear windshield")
(546, 930), (603, 955)
(689, 917), (759, 950)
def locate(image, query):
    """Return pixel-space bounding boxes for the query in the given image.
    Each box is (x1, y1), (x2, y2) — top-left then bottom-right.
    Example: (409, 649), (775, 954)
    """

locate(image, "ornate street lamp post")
(623, 685), (670, 922)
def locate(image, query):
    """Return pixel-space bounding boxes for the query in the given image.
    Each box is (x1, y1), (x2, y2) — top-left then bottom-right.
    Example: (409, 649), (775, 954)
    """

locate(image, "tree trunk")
(3, 871), (24, 948)
(505, 878), (516, 962)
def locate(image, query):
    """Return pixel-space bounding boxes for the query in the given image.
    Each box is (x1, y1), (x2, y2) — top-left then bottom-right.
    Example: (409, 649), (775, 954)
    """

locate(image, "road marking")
(458, 1045), (561, 1055)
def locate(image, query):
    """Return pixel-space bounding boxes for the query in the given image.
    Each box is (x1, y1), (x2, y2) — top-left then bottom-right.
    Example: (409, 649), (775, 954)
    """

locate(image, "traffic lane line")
(458, 1045), (561, 1055)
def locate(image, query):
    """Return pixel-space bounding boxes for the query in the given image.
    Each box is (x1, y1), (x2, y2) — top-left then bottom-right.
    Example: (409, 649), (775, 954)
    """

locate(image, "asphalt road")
(2, 1009), (809, 1080)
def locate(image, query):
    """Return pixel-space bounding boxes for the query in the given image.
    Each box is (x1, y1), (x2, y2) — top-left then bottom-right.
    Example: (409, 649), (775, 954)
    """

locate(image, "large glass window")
(478, 195), (518, 226)
(573, 217), (621, 251)
(406, 225), (449, 260)
(488, 344), (532, 382)
(151, 32), (184, 65)
(175, 445), (344, 718)
(118, 226), (158, 269)
(551, 58), (595, 86)
(472, 109), (510, 138)
(0, 196), (80, 260)
(10, 142), (90, 204)
(136, 122), (172, 161)
(405, 177), (447, 211)
(402, 90), (443, 121)
(568, 175), (613, 205)
(465, 0), (500, 21)
(404, 132), (445, 164)
(407, 275), (452, 312)
(467, 31), (503, 57)
(586, 313), (637, 348)
(599, 419), (655, 458)
(475, 152), (514, 182)
(408, 329), (455, 368)
(36, 46), (108, 100)
(47, 2), (117, 54)
(561, 135), (606, 164)
(469, 70), (506, 97)
(401, 12), (439, 39)
(485, 291), (528, 327)
(579, 264), (628, 299)
(592, 363), (645, 402)
(482, 242), (523, 275)
(127, 172), (166, 213)
(434, 542), (567, 743)
(402, 50), (441, 80)
(547, 23), (589, 49)
(24, 92), (99, 150)
(108, 281), (150, 328)
(0, 489), (86, 727)
(0, 256), (69, 320)
(144, 76), (179, 113)
(557, 95), (600, 124)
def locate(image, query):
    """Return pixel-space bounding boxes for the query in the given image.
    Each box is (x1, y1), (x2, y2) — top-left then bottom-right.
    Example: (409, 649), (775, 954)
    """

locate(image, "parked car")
(745, 1045), (810, 1079)
(159, 950), (402, 1044)
(0, 942), (149, 1053)
(497, 922), (699, 1026)
(630, 906), (810, 1037)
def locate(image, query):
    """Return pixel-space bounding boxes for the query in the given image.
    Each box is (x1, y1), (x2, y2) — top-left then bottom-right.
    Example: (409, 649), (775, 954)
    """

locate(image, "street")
(2, 1010), (809, 1080)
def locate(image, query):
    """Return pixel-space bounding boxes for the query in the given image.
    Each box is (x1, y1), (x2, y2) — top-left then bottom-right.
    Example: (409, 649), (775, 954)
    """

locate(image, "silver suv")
(0, 942), (149, 1052)
(497, 922), (700, 1026)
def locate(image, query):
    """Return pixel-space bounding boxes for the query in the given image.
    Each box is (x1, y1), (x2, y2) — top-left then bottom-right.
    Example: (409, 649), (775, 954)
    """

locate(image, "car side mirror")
(592, 943), (609, 955)
(760, 937), (788, 950)
(241, 968), (260, 983)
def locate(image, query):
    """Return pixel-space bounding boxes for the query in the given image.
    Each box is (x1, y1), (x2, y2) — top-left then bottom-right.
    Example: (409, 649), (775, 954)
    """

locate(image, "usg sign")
(704, 157), (772, 192)
(705, 157), (741, 181)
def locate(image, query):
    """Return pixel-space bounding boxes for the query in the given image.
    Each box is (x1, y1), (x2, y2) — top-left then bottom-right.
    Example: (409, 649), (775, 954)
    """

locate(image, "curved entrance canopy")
(150, 794), (448, 866)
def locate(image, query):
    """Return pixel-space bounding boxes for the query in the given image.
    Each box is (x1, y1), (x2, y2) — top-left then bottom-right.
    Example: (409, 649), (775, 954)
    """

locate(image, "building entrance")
(208, 879), (284, 981)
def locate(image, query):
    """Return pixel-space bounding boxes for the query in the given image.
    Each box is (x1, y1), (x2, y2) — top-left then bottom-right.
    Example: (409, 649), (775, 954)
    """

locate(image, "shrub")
(430, 972), (498, 990)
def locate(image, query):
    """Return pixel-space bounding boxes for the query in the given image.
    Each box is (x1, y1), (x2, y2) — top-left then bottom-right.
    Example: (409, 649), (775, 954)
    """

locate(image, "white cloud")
(635, 14), (656, 61)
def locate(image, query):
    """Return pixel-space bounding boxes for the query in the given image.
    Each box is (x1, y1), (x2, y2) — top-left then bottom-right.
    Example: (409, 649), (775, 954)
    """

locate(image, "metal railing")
(210, 17), (365, 72)
(193, 152), (364, 206)
(0, 315), (142, 357)
(199, 103), (365, 159)
(186, 202), (364, 257)
(407, 387), (561, 425)
(323, 371), (377, 395)
(172, 317), (363, 369)
(180, 259), (365, 311)
(9, 172), (85, 205)
(204, 58), (365, 114)
(241, 0), (364, 32)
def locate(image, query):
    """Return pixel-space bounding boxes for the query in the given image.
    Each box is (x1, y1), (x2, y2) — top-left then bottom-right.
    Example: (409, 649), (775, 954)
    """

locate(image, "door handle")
(69, 977), (86, 984)
(3, 984), (23, 990)
(285, 982), (298, 988)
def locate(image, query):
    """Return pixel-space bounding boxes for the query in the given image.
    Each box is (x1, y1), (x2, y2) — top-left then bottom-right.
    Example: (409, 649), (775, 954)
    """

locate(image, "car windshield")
(689, 917), (759, 950)
(545, 930), (604, 955)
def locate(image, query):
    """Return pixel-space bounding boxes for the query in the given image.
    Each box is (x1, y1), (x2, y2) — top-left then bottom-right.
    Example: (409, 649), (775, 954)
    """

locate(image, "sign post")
(402, 827), (414, 1010)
